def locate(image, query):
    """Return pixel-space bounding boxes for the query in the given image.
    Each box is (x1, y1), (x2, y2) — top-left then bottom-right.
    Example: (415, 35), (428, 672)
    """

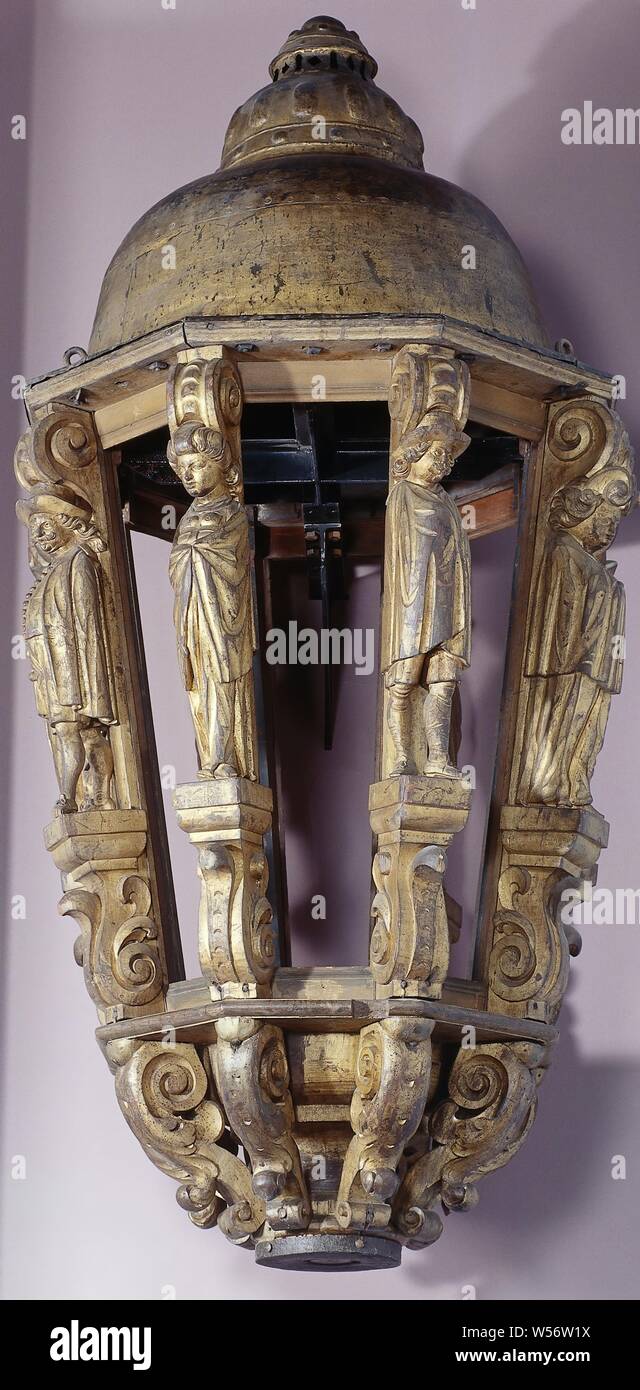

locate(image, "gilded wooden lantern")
(16, 15), (634, 1272)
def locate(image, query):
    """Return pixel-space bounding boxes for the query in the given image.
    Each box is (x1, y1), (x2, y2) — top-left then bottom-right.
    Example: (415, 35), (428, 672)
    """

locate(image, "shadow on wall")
(448, 526), (517, 977)
(0, 0), (35, 1220)
(425, 0), (640, 1296)
(459, 0), (640, 441)
(401, 992), (639, 1297)
(273, 562), (381, 968)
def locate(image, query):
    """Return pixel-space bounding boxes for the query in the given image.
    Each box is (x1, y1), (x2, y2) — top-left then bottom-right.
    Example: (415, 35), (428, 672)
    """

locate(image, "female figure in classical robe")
(518, 469), (632, 806)
(18, 485), (116, 813)
(168, 423), (258, 780)
(382, 417), (471, 777)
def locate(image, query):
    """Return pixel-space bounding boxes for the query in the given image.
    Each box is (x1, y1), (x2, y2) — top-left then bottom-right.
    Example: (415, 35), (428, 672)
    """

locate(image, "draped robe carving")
(384, 477), (471, 670)
(518, 465), (632, 807)
(169, 492), (258, 780)
(166, 357), (259, 782)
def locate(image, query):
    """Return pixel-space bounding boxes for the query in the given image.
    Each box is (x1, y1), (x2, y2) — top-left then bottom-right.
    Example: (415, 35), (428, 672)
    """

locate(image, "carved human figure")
(383, 409), (471, 777)
(517, 461), (634, 806)
(17, 485), (116, 813)
(168, 421), (258, 780)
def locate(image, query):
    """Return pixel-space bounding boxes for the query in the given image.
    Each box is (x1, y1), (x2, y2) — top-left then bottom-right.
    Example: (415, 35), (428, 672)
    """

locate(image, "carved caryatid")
(394, 1040), (548, 1248)
(107, 1038), (265, 1243)
(369, 349), (472, 1000)
(167, 357), (258, 782)
(167, 356), (276, 999)
(14, 403), (159, 819)
(382, 348), (471, 780)
(14, 408), (171, 1020)
(517, 412), (635, 807)
(16, 480), (116, 815)
(483, 399), (635, 1025)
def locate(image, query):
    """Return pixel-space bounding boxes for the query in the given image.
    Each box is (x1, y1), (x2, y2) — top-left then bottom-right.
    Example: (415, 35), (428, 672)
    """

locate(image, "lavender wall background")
(2, 0), (640, 1301)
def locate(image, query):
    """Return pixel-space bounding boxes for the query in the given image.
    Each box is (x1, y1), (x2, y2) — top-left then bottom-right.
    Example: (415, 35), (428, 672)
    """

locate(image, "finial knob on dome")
(269, 14), (378, 82)
(221, 13), (421, 171)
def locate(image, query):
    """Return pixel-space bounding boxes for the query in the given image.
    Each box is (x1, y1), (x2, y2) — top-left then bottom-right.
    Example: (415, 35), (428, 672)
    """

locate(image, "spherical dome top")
(89, 16), (547, 354)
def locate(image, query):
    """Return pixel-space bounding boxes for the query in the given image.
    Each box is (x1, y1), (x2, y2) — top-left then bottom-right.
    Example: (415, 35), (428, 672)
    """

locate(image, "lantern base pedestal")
(99, 981), (557, 1266)
(254, 1232), (401, 1272)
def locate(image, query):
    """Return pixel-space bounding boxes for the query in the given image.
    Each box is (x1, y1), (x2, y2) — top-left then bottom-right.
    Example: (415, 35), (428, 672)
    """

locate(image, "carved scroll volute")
(167, 355), (244, 490)
(15, 407), (171, 1018)
(14, 407), (98, 497)
(45, 814), (165, 1022)
(106, 1038), (264, 1243)
(337, 1017), (434, 1232)
(368, 784), (469, 999)
(212, 1019), (311, 1234)
(197, 841), (275, 990)
(481, 396), (636, 1025)
(42, 807), (168, 1024)
(394, 1041), (548, 1248)
(174, 781), (277, 998)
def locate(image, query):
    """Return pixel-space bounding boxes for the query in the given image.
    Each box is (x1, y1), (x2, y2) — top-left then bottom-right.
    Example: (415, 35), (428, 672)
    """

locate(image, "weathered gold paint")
(15, 15), (633, 1272)
(89, 16), (546, 353)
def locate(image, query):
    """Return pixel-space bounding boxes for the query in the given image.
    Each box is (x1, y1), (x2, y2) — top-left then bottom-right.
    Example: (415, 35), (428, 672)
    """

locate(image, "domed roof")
(89, 15), (547, 354)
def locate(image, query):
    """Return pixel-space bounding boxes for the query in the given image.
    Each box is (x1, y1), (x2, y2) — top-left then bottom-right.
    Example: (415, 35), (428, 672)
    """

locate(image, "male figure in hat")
(518, 450), (635, 806)
(17, 485), (116, 813)
(383, 409), (471, 778)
